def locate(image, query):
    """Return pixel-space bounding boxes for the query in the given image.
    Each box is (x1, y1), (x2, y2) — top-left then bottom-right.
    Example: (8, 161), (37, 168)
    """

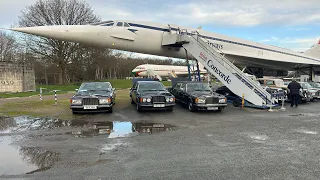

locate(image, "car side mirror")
(112, 88), (115, 91)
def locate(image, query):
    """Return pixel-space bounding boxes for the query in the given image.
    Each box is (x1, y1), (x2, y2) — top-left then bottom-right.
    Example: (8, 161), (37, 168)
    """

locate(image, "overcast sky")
(0, 0), (319, 55)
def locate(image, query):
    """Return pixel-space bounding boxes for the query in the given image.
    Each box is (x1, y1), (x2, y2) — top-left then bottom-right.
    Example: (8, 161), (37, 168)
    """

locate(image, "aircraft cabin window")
(124, 22), (130, 27)
(117, 22), (123, 26)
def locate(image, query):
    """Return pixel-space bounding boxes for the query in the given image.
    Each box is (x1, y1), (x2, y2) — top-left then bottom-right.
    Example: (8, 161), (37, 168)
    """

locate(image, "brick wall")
(0, 61), (36, 92)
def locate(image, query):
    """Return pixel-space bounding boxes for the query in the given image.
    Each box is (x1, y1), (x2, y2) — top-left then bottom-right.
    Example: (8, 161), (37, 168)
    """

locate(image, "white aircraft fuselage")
(9, 20), (320, 71)
(132, 63), (206, 77)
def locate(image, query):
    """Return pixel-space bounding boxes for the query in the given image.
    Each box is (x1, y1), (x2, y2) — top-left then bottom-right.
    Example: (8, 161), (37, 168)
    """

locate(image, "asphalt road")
(1, 100), (320, 180)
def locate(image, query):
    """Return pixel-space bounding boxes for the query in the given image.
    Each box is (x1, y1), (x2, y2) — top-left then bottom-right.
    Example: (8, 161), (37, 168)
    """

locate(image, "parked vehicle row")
(70, 80), (228, 114)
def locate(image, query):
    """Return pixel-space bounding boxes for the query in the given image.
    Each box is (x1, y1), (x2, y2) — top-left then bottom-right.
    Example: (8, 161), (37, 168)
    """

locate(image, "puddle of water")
(0, 136), (58, 175)
(67, 121), (174, 138)
(296, 129), (318, 135)
(0, 116), (174, 138)
(0, 116), (92, 134)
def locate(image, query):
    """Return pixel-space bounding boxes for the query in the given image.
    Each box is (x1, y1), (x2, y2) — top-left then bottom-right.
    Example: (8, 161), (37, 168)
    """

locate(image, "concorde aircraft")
(131, 63), (207, 78)
(7, 20), (320, 76)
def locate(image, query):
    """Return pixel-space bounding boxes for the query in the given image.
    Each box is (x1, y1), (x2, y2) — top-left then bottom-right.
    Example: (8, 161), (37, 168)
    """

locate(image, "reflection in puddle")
(0, 116), (174, 137)
(109, 122), (134, 138)
(0, 116), (92, 134)
(66, 121), (174, 138)
(0, 136), (58, 176)
(132, 121), (173, 134)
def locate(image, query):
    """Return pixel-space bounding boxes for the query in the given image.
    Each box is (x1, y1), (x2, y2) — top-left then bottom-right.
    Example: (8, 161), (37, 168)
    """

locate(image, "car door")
(179, 83), (188, 103)
(171, 83), (181, 98)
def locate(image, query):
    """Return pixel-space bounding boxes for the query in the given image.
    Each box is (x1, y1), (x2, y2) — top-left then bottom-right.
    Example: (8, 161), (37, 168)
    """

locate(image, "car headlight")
(140, 98), (148, 102)
(166, 97), (175, 102)
(99, 98), (111, 104)
(147, 98), (151, 102)
(71, 99), (82, 104)
(195, 98), (205, 103)
(219, 98), (226, 103)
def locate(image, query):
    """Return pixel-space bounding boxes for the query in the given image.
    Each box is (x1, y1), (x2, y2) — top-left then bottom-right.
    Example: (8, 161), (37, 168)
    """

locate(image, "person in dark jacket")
(287, 80), (302, 107)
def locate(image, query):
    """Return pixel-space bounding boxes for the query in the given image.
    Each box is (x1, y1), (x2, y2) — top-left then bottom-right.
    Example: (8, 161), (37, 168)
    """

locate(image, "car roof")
(137, 81), (161, 83)
(176, 81), (207, 84)
(82, 81), (110, 83)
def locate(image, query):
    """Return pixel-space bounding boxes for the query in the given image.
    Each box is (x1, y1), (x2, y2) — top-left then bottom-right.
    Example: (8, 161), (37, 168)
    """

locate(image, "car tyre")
(130, 96), (135, 104)
(109, 106), (113, 113)
(233, 99), (241, 107)
(167, 107), (173, 112)
(188, 101), (195, 112)
(136, 103), (142, 112)
(72, 110), (78, 115)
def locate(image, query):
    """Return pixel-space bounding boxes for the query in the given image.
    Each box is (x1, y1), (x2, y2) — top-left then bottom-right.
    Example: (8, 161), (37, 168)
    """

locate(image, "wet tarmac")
(1, 101), (320, 179)
(0, 115), (174, 177)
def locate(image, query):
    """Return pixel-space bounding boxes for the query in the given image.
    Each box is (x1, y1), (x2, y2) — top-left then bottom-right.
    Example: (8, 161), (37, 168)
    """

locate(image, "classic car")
(130, 81), (175, 112)
(299, 82), (318, 101)
(308, 82), (320, 98)
(70, 82), (116, 114)
(170, 81), (227, 112)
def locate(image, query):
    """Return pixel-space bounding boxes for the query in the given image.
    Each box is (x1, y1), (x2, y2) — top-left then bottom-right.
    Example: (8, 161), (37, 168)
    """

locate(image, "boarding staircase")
(162, 30), (277, 106)
(146, 68), (162, 81)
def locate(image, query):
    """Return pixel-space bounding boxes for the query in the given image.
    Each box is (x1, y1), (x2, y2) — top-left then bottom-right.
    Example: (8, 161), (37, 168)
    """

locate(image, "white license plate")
(84, 105), (97, 109)
(153, 104), (165, 107)
(207, 107), (218, 110)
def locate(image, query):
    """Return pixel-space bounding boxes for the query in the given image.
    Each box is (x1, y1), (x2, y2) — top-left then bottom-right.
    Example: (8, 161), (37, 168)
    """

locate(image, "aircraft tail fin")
(303, 39), (320, 58)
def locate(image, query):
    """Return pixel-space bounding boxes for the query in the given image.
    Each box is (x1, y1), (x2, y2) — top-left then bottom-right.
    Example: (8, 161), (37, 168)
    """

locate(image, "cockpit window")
(117, 22), (123, 26)
(124, 22), (130, 27)
(102, 23), (114, 26)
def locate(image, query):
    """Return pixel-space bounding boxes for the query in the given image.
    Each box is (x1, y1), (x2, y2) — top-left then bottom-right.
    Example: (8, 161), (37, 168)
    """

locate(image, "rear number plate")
(207, 107), (218, 110)
(84, 105), (97, 109)
(153, 104), (165, 107)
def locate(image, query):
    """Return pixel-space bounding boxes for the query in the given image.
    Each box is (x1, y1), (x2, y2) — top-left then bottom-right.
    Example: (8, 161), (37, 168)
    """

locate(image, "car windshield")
(300, 83), (313, 89)
(79, 82), (112, 92)
(311, 83), (320, 88)
(186, 83), (212, 92)
(138, 82), (165, 91)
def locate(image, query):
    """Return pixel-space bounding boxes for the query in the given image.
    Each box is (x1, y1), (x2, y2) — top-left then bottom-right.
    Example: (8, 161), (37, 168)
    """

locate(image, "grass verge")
(0, 89), (131, 120)
(0, 79), (173, 98)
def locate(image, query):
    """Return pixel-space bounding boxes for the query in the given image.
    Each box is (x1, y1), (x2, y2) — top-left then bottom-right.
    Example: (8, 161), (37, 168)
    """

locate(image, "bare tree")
(18, 0), (100, 84)
(0, 31), (20, 61)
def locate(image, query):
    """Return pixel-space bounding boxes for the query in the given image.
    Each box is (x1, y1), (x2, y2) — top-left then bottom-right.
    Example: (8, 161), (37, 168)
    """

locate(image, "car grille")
(83, 98), (99, 105)
(152, 96), (165, 103)
(205, 97), (219, 104)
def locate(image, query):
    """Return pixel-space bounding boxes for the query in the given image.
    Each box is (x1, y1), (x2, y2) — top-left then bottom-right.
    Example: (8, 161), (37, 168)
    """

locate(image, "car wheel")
(109, 106), (113, 113)
(167, 108), (173, 112)
(136, 103), (142, 112)
(130, 96), (134, 104)
(72, 110), (77, 115)
(188, 101), (195, 112)
(233, 99), (240, 107)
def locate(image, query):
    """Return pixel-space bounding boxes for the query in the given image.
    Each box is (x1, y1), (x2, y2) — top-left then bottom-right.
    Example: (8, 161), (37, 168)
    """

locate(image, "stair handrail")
(193, 35), (272, 100)
(181, 30), (272, 102)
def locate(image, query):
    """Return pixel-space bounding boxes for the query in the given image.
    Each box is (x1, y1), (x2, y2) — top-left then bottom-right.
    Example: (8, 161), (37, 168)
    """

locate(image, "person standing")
(287, 80), (302, 107)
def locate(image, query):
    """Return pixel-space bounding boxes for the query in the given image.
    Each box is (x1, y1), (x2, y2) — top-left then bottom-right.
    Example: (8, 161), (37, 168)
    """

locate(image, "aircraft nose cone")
(9, 25), (110, 45)
(10, 25), (75, 38)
